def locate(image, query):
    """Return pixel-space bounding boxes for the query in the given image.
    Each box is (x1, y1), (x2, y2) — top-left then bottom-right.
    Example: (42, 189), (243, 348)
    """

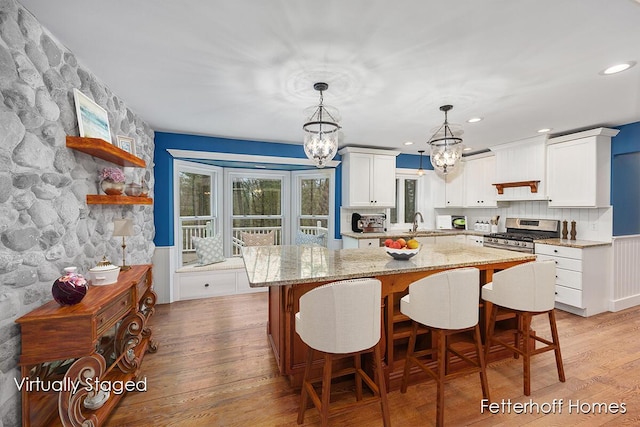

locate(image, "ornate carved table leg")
(140, 287), (158, 353)
(115, 311), (146, 374)
(58, 354), (106, 427)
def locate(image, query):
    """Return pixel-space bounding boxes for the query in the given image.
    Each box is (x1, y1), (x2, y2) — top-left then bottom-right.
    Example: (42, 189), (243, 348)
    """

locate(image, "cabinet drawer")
(555, 285), (583, 308)
(555, 268), (582, 290)
(178, 271), (237, 299)
(96, 291), (132, 335)
(536, 254), (582, 272)
(358, 238), (381, 248)
(536, 244), (582, 260)
(135, 271), (150, 300)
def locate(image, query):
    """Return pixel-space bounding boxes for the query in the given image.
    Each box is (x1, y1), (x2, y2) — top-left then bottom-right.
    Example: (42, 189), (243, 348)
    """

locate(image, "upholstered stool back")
(401, 267), (479, 330)
(482, 260), (556, 312)
(296, 278), (381, 354)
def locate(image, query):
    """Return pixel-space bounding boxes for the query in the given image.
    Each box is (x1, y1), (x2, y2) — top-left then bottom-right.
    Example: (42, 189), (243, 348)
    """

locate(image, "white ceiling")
(19, 0), (640, 154)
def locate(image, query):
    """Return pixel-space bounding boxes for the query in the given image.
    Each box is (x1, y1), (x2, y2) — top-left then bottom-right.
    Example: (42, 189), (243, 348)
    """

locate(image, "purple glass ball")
(52, 270), (88, 306)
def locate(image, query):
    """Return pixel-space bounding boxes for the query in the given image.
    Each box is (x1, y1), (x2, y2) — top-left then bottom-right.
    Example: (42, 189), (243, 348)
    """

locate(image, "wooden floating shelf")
(66, 136), (146, 168)
(492, 180), (540, 195)
(87, 195), (152, 205)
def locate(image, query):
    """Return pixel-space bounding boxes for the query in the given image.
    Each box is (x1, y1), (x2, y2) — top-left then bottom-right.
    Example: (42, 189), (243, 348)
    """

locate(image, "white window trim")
(167, 149), (341, 168)
(390, 168), (424, 231)
(173, 160), (223, 269)
(291, 169), (336, 245)
(224, 168), (291, 257)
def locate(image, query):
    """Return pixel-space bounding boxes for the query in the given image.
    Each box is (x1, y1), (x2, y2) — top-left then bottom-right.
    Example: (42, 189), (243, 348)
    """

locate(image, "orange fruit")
(396, 238), (407, 248)
(407, 239), (419, 249)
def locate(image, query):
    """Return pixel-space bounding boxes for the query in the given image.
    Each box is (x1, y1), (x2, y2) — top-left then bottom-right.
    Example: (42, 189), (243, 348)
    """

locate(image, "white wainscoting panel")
(610, 235), (640, 312)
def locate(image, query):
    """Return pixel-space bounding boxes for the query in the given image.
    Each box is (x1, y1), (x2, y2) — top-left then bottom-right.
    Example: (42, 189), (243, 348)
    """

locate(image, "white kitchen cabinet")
(546, 127), (619, 208)
(342, 235), (381, 249)
(467, 235), (484, 246)
(535, 243), (611, 317)
(464, 156), (497, 207)
(339, 147), (399, 208)
(431, 166), (465, 208)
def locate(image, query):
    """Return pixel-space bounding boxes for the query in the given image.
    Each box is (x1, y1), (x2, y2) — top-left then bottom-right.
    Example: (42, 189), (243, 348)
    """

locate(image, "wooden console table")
(16, 265), (158, 427)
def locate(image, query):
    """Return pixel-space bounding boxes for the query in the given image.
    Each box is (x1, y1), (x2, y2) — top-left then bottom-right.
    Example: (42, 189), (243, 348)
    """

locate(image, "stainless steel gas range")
(482, 218), (560, 253)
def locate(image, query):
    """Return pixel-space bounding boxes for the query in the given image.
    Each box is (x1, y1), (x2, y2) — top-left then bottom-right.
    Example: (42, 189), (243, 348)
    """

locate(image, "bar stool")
(482, 260), (565, 396)
(400, 268), (489, 427)
(295, 278), (390, 427)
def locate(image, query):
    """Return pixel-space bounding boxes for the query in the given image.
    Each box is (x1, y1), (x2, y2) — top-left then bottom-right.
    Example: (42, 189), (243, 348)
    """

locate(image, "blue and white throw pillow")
(192, 234), (225, 265)
(295, 231), (326, 246)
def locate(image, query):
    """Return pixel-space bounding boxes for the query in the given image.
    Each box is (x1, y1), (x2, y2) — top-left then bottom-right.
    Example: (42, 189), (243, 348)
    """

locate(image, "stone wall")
(0, 1), (155, 425)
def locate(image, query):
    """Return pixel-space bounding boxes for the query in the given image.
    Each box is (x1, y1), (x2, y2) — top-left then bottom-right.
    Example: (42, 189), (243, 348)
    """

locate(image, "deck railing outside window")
(181, 223), (328, 257)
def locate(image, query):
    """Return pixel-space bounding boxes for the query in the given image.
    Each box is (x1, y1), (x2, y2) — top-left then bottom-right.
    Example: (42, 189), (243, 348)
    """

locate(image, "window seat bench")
(174, 257), (266, 300)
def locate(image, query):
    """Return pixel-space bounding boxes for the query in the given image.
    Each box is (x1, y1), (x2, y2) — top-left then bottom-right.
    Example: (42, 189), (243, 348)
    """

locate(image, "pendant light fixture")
(303, 82), (341, 168)
(417, 150), (425, 176)
(428, 105), (463, 175)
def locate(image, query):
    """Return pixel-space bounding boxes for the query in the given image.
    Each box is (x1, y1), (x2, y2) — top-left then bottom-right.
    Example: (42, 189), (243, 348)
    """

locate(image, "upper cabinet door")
(339, 147), (399, 208)
(546, 128), (618, 208)
(464, 156), (496, 207)
(372, 154), (396, 207)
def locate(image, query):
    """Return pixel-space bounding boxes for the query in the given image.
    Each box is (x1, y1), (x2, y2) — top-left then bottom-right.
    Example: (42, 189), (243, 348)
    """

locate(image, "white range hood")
(490, 135), (549, 201)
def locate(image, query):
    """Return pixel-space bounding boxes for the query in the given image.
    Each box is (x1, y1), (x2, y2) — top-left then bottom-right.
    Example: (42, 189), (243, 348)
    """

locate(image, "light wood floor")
(106, 293), (640, 426)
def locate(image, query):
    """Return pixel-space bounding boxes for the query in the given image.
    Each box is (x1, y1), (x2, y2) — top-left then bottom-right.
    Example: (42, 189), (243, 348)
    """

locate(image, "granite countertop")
(534, 238), (612, 248)
(242, 243), (536, 287)
(341, 229), (486, 239)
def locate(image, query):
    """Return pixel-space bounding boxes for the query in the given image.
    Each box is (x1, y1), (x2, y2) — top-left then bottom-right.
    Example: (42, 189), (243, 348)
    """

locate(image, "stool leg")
(354, 353), (363, 401)
(522, 313), (532, 396)
(320, 352), (333, 427)
(474, 324), (490, 401)
(549, 310), (566, 383)
(297, 348), (314, 424)
(436, 329), (446, 427)
(484, 304), (498, 363)
(401, 321), (418, 393)
(513, 312), (521, 359)
(374, 341), (391, 427)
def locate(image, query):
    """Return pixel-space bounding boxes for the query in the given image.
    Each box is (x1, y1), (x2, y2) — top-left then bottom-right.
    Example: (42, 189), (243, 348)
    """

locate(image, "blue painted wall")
(611, 122), (640, 236)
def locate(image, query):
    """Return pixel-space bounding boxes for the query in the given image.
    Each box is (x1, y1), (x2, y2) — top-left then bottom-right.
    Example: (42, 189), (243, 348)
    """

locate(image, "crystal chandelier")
(428, 105), (463, 175)
(303, 82), (341, 168)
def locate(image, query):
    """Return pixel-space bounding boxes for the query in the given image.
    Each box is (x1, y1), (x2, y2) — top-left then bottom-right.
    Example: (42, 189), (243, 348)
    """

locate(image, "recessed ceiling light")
(467, 117), (483, 123)
(463, 147), (473, 151)
(601, 61), (636, 75)
(537, 128), (552, 133)
(404, 141), (414, 146)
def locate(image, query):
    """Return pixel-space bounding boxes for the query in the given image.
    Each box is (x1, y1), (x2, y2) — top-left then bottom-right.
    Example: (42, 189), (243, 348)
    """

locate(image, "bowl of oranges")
(384, 238), (420, 260)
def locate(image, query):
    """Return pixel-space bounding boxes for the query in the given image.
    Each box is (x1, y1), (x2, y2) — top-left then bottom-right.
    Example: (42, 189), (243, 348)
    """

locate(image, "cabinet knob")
(554, 249), (558, 253)
(204, 283), (210, 287)
(555, 292), (558, 295)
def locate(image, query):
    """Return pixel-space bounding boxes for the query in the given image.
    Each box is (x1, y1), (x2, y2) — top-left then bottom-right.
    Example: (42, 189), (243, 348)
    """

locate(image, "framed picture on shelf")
(116, 135), (136, 156)
(73, 89), (112, 143)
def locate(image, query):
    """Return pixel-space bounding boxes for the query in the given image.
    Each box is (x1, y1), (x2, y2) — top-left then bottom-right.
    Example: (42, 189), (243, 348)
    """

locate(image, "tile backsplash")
(436, 201), (613, 242)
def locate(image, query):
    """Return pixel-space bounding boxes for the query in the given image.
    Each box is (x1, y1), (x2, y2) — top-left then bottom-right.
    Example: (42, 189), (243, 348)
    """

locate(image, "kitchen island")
(242, 242), (536, 389)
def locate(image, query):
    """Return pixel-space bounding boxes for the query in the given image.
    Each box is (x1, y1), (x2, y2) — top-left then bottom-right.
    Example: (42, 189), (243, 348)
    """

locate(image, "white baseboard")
(609, 294), (640, 312)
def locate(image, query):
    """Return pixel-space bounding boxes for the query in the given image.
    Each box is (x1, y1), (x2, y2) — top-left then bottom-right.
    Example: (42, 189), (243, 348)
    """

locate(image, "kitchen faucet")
(412, 212), (424, 233)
